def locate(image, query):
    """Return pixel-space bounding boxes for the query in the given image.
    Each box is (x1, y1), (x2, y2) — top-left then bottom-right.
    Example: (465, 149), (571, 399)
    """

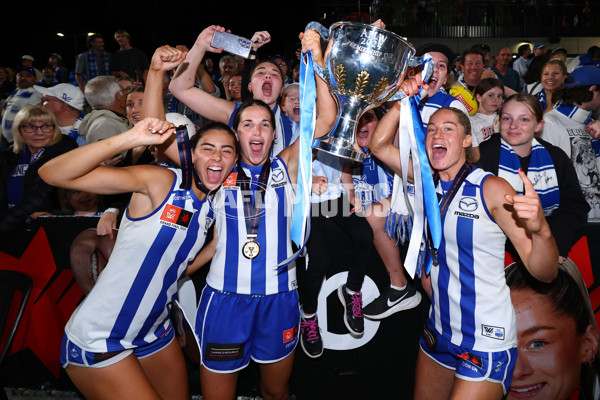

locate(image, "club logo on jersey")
(160, 204), (193, 230)
(482, 324), (505, 340)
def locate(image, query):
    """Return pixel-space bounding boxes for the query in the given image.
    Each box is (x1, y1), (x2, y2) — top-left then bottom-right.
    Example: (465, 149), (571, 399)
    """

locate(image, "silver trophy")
(305, 21), (430, 162)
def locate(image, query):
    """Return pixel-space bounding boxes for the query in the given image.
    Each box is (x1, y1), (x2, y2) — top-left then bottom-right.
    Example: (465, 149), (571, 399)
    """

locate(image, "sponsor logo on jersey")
(283, 326), (298, 343)
(457, 352), (483, 369)
(160, 204), (193, 230)
(205, 342), (244, 361)
(459, 196), (478, 212)
(223, 172), (238, 187)
(481, 324), (505, 340)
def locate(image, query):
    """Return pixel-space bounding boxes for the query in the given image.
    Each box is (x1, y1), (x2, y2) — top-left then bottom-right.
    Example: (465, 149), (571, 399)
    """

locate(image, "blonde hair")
(12, 105), (62, 154)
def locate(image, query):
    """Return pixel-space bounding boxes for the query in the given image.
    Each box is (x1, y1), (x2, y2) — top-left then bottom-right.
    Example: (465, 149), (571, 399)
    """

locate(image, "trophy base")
(312, 138), (363, 162)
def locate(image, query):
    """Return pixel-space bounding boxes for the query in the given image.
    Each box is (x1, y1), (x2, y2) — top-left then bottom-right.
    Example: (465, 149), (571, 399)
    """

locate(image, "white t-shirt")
(469, 113), (498, 147)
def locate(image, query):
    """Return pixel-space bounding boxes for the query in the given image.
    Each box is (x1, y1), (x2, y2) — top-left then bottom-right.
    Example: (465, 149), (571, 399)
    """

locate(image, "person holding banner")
(38, 113), (238, 399)
(506, 260), (600, 400)
(370, 103), (558, 399)
(189, 25), (336, 400)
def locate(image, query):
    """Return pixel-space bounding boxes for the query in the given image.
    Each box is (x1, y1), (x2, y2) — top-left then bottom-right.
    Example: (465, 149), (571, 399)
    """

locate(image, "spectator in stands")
(48, 53), (70, 84)
(0, 106), (77, 233)
(491, 46), (521, 92)
(110, 29), (150, 84)
(79, 76), (128, 148)
(477, 93), (589, 262)
(512, 43), (532, 88)
(542, 66), (600, 220)
(469, 78), (504, 162)
(537, 59), (568, 112)
(1, 67), (42, 148)
(74, 34), (111, 93)
(35, 83), (87, 146)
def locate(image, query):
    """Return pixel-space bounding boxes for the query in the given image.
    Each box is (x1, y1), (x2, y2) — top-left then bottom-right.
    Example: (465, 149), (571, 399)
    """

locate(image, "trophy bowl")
(309, 21), (417, 161)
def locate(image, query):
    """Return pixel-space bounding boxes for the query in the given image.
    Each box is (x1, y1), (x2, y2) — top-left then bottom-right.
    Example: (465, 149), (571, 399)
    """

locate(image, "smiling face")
(425, 51), (449, 96)
(67, 190), (99, 214)
(508, 288), (586, 400)
(228, 75), (242, 102)
(495, 47), (513, 67)
(126, 91), (144, 126)
(248, 62), (284, 108)
(235, 105), (275, 166)
(463, 53), (485, 86)
(541, 63), (567, 92)
(425, 108), (472, 180)
(499, 99), (544, 157)
(192, 128), (238, 190)
(476, 87), (504, 115)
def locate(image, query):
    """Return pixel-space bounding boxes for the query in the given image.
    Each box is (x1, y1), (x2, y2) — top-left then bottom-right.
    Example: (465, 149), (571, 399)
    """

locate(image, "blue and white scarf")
(498, 137), (559, 215)
(86, 50), (110, 80)
(536, 89), (548, 111)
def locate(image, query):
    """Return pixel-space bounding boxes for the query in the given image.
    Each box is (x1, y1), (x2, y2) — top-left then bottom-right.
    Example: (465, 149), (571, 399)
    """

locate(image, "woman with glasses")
(0, 105), (77, 233)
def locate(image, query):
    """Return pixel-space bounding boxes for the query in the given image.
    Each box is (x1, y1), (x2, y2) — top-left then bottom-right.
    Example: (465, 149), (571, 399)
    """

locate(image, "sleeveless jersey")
(228, 103), (295, 157)
(428, 168), (517, 352)
(65, 168), (214, 353)
(207, 156), (297, 295)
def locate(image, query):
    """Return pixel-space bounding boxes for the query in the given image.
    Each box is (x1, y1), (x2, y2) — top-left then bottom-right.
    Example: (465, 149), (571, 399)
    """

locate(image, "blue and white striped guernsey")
(351, 151), (394, 210)
(428, 168), (517, 352)
(207, 156), (297, 295)
(65, 168), (214, 353)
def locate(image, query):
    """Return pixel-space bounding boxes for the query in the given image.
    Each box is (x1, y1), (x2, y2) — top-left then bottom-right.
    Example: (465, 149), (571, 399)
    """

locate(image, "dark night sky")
(3, 1), (320, 71)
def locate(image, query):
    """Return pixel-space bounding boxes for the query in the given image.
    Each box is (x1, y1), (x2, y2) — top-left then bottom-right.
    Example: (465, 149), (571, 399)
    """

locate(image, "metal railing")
(315, 1), (599, 37)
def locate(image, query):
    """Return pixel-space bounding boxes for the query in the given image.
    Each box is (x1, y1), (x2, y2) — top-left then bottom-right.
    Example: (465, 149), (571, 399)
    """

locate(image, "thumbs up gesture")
(504, 169), (545, 234)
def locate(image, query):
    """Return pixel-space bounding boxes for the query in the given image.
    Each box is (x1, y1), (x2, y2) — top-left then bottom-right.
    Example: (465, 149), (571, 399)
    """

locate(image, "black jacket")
(0, 135), (78, 233)
(477, 134), (590, 257)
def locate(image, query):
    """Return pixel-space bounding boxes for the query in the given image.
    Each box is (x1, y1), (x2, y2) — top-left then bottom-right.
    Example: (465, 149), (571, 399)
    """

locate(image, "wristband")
(104, 208), (119, 216)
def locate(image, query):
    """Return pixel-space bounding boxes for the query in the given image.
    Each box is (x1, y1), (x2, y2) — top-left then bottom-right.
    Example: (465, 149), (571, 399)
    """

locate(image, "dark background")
(2, 1), (321, 73)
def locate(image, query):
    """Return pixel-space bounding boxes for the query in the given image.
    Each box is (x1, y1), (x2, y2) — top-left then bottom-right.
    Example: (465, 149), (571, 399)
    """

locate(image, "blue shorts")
(196, 285), (300, 373)
(60, 324), (175, 369)
(419, 325), (517, 394)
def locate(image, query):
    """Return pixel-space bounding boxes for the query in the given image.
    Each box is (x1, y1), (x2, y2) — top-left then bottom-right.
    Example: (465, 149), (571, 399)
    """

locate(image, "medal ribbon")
(236, 160), (271, 237)
(175, 125), (209, 194)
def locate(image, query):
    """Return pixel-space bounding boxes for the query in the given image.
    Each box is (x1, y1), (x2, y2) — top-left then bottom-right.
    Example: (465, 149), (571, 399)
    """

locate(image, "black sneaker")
(363, 285), (422, 320)
(300, 314), (324, 358)
(337, 284), (364, 337)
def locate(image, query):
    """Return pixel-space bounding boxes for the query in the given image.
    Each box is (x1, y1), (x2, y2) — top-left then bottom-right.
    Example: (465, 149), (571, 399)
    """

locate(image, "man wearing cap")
(533, 44), (546, 57)
(74, 34), (111, 93)
(491, 46), (521, 92)
(20, 55), (42, 81)
(48, 53), (70, 84)
(35, 83), (87, 146)
(1, 67), (42, 148)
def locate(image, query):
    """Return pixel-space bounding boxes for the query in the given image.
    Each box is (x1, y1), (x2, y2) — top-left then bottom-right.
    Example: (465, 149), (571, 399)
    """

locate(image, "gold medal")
(242, 238), (261, 259)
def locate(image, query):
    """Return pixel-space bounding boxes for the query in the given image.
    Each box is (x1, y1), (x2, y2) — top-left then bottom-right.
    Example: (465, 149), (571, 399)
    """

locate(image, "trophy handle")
(388, 53), (434, 101)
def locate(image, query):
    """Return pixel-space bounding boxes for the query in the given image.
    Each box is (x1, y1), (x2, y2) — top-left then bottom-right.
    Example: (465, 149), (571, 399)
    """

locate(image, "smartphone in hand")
(210, 31), (252, 59)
